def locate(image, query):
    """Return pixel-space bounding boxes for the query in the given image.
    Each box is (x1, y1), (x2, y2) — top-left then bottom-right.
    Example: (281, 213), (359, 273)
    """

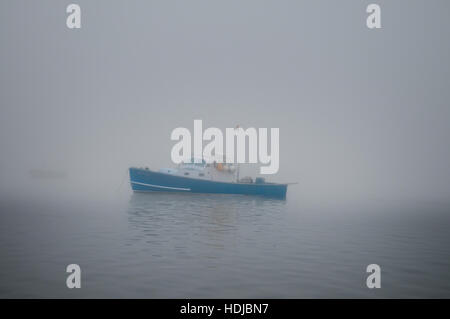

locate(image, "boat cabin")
(159, 158), (238, 183)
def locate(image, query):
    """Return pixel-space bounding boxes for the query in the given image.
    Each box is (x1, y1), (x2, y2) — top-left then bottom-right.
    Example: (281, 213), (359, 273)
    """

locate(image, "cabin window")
(184, 172), (189, 176)
(199, 173), (205, 177)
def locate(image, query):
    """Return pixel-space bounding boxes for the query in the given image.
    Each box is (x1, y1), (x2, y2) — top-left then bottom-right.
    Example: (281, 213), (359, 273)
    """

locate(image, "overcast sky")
(1, 0), (450, 202)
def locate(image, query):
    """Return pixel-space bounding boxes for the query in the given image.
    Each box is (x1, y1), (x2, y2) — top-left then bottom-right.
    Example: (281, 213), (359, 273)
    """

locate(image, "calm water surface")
(1, 182), (450, 298)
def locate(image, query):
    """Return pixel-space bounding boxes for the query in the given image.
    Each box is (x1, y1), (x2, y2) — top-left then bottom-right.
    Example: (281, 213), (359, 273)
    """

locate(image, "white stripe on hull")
(131, 181), (191, 191)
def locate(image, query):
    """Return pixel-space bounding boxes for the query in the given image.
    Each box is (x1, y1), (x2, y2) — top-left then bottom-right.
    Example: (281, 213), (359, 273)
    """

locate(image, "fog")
(1, 0), (450, 205)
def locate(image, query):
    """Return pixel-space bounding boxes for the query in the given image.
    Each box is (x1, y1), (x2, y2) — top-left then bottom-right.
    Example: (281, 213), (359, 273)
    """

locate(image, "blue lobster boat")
(129, 160), (289, 199)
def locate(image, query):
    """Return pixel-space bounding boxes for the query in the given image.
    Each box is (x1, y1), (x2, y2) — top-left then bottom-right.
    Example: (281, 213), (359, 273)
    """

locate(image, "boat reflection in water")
(126, 192), (287, 249)
(124, 192), (289, 297)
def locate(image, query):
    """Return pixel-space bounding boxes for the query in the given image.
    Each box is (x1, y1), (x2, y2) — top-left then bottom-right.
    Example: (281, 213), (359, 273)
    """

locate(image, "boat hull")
(129, 167), (287, 199)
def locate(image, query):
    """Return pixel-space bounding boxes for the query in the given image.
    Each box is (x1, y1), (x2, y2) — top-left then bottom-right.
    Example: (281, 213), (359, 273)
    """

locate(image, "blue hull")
(129, 167), (287, 199)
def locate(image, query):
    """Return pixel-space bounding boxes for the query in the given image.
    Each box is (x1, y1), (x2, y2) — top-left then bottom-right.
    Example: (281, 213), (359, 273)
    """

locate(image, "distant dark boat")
(29, 169), (67, 179)
(129, 161), (289, 199)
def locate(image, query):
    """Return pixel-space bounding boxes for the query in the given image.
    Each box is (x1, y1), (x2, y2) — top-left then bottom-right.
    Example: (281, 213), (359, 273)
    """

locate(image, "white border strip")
(131, 181), (191, 191)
